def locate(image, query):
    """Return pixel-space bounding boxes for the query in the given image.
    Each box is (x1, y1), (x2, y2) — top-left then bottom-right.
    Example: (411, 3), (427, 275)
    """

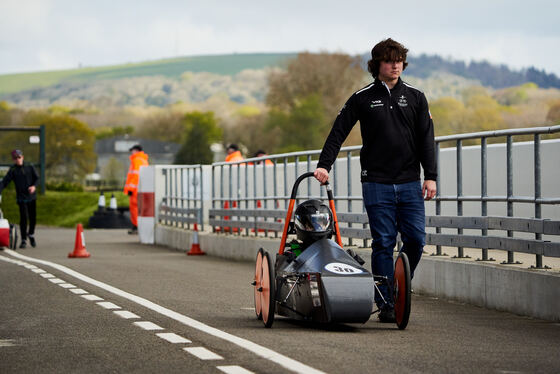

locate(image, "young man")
(0, 150), (39, 249)
(123, 144), (149, 234)
(314, 38), (437, 322)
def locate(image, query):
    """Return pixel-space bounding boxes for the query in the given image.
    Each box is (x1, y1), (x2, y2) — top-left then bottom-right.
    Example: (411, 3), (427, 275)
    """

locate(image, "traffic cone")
(108, 193), (117, 210)
(187, 223), (205, 256)
(68, 223), (91, 258)
(98, 192), (106, 211)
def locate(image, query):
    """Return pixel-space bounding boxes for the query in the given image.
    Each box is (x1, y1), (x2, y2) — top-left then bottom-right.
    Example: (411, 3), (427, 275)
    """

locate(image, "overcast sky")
(1, 0), (559, 76)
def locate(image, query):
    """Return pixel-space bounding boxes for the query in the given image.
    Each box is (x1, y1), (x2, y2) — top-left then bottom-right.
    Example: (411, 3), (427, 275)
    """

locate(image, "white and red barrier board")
(0, 219), (10, 247)
(138, 166), (155, 244)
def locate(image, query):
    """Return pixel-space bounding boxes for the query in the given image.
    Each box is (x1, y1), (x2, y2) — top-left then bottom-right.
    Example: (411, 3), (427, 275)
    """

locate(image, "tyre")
(394, 252), (411, 330)
(260, 251), (275, 328)
(254, 248), (264, 320)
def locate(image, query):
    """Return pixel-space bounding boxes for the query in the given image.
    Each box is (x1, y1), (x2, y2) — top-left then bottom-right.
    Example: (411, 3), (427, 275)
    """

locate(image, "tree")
(430, 97), (468, 136)
(135, 111), (184, 142)
(268, 53), (366, 120)
(174, 111), (222, 164)
(265, 52), (367, 152)
(546, 100), (560, 124)
(21, 110), (97, 182)
(101, 156), (125, 187)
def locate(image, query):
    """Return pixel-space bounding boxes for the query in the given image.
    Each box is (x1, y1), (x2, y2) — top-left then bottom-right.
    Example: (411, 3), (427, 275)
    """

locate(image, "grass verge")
(0, 187), (129, 228)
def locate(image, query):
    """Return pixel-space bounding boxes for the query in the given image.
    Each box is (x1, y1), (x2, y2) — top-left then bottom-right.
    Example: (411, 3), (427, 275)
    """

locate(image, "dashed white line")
(183, 347), (223, 360)
(97, 301), (121, 309)
(113, 310), (140, 319)
(217, 366), (255, 374)
(32, 268), (46, 273)
(58, 283), (76, 289)
(69, 288), (88, 295)
(133, 321), (164, 331)
(156, 332), (191, 344)
(40, 273), (55, 278)
(81, 294), (104, 301)
(48, 278), (65, 284)
(24, 264), (38, 269)
(2, 250), (327, 374)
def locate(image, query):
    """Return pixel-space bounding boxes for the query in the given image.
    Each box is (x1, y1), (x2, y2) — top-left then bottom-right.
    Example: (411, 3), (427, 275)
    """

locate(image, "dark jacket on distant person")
(0, 163), (39, 203)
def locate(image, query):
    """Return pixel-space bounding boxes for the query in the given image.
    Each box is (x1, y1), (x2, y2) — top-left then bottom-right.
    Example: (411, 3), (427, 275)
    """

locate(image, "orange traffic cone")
(187, 223), (205, 256)
(68, 223), (90, 258)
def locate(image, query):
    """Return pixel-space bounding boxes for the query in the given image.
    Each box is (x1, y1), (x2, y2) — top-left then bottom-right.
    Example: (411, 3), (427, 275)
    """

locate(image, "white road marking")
(240, 307), (254, 311)
(69, 288), (88, 295)
(134, 321), (164, 331)
(0, 339), (17, 347)
(183, 347), (223, 360)
(81, 294), (104, 301)
(2, 250), (326, 374)
(32, 268), (46, 273)
(48, 278), (65, 284)
(58, 283), (76, 289)
(113, 310), (140, 319)
(156, 332), (191, 344)
(24, 264), (38, 269)
(97, 301), (121, 309)
(40, 273), (55, 278)
(217, 366), (255, 374)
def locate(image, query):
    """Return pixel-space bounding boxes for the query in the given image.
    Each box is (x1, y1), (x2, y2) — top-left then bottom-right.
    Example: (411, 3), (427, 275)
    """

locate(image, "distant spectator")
(124, 144), (149, 234)
(225, 144), (244, 163)
(253, 150), (273, 165)
(0, 149), (39, 249)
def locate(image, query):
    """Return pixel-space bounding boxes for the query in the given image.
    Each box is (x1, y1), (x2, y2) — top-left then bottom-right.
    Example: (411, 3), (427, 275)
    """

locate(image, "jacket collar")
(374, 77), (403, 93)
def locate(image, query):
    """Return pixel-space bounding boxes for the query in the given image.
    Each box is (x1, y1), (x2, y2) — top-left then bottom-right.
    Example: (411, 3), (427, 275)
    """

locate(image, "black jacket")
(317, 77), (437, 184)
(0, 163), (39, 203)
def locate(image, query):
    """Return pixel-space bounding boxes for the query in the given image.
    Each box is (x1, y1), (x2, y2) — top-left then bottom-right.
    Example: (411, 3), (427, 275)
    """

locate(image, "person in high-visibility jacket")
(123, 144), (149, 234)
(225, 144), (244, 163)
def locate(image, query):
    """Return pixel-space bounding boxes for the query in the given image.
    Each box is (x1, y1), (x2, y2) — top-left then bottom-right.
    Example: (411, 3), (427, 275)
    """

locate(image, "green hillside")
(0, 53), (295, 96)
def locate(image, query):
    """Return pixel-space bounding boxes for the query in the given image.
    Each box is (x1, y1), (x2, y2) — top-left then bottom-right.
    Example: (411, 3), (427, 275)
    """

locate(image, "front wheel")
(260, 251), (275, 328)
(394, 252), (411, 330)
(253, 248), (264, 320)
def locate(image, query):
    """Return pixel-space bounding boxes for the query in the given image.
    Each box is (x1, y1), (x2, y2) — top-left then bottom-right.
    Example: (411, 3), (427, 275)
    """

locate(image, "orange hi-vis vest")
(225, 150), (244, 163)
(124, 151), (149, 195)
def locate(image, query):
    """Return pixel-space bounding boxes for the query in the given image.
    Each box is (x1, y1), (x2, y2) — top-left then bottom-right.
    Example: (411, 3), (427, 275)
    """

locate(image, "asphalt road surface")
(1, 228), (559, 374)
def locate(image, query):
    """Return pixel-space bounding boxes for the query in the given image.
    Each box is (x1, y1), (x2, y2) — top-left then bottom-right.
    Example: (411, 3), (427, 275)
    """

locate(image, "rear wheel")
(260, 251), (275, 328)
(253, 248), (264, 320)
(394, 252), (411, 330)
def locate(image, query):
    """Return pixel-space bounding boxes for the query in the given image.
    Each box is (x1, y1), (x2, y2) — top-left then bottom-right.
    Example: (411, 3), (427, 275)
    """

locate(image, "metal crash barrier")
(157, 125), (560, 269)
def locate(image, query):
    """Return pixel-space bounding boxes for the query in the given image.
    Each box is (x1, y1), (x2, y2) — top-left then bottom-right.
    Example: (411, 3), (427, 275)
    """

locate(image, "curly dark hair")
(367, 38), (409, 78)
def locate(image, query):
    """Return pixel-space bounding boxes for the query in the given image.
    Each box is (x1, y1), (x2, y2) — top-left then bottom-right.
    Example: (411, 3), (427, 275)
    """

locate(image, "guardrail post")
(503, 135), (521, 264)
(454, 139), (468, 258)
(477, 137), (494, 261)
(432, 142), (446, 256)
(532, 135), (549, 269)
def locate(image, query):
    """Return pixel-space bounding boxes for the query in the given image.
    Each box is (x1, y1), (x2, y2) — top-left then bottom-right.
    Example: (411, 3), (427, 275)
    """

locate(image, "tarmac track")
(1, 228), (559, 374)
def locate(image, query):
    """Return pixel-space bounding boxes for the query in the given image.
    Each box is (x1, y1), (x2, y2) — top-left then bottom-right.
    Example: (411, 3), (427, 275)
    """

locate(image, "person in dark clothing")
(0, 150), (39, 249)
(314, 38), (437, 323)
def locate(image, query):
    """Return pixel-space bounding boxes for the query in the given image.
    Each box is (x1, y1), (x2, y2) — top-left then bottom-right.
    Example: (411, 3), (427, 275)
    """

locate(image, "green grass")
(0, 188), (129, 228)
(0, 52), (295, 96)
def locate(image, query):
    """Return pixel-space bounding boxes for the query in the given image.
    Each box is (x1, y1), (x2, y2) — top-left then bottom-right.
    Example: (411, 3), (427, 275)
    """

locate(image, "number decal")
(324, 262), (363, 275)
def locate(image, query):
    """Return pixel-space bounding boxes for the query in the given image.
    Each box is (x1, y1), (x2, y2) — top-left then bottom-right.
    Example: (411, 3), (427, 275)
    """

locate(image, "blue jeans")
(362, 181), (426, 309)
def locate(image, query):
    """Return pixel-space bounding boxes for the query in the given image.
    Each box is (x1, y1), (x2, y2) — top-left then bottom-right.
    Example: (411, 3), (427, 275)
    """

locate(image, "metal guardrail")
(207, 125), (560, 269)
(158, 165), (204, 231)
